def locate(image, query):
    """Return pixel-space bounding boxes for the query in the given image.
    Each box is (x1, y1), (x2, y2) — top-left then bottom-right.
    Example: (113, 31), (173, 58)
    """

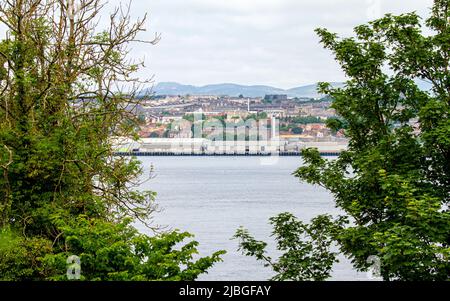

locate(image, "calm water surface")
(135, 156), (367, 281)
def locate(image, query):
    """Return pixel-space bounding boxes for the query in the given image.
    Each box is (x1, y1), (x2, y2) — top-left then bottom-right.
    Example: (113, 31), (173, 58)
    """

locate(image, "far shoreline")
(114, 152), (341, 157)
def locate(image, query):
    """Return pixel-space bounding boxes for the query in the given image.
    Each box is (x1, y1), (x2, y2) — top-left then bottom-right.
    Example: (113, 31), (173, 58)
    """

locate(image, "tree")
(234, 213), (340, 281)
(244, 112), (268, 122)
(326, 117), (347, 135)
(235, 0), (449, 281)
(292, 127), (303, 135)
(291, 116), (324, 124)
(0, 0), (224, 280)
(0, 217), (225, 281)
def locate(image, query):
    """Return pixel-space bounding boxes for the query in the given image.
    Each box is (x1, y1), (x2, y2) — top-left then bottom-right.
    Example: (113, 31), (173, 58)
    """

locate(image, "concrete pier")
(111, 137), (347, 157)
(114, 151), (341, 157)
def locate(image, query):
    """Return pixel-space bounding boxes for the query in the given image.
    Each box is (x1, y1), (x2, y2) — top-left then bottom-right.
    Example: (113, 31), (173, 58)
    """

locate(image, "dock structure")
(114, 151), (342, 157)
(111, 138), (347, 157)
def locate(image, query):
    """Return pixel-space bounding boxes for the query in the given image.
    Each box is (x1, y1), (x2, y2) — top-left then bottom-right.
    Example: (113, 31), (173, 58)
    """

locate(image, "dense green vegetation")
(324, 117), (348, 135)
(284, 116), (325, 124)
(236, 0), (450, 281)
(234, 213), (338, 281)
(244, 112), (268, 121)
(183, 113), (207, 123)
(280, 116), (324, 133)
(0, 0), (224, 280)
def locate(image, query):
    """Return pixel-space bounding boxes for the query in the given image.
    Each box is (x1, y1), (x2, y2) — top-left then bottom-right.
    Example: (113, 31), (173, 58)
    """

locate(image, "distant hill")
(141, 80), (435, 99)
(286, 83), (344, 98)
(143, 82), (345, 98)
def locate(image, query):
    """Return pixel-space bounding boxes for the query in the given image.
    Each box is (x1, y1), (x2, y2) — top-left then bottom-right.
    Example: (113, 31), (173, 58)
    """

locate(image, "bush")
(0, 217), (225, 281)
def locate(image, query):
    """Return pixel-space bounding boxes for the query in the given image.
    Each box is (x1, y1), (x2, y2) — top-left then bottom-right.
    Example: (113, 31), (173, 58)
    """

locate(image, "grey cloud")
(106, 0), (433, 88)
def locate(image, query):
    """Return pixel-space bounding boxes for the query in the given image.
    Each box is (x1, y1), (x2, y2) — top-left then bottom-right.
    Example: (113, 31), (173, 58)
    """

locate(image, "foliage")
(236, 0), (450, 281)
(183, 113), (207, 123)
(292, 127), (303, 135)
(234, 213), (341, 281)
(0, 217), (225, 281)
(326, 117), (348, 134)
(0, 0), (224, 280)
(245, 112), (268, 121)
(281, 116), (325, 125)
(0, 228), (53, 280)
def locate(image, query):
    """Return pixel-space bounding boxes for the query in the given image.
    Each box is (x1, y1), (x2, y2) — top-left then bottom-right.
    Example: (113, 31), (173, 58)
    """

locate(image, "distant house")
(225, 111), (250, 122)
(161, 115), (183, 124)
(263, 109), (286, 118)
(336, 129), (346, 138)
(145, 114), (162, 124)
(264, 95), (288, 102)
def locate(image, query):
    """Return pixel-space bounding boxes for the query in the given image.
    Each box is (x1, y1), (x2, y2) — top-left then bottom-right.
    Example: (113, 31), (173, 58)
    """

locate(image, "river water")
(135, 156), (367, 281)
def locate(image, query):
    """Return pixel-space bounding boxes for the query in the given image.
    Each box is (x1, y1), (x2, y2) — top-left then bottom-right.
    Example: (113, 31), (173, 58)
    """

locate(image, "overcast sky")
(110, 0), (433, 88)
